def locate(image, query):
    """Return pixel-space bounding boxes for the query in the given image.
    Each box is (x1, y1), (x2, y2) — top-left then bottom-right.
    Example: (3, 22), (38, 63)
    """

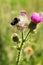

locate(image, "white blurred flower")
(16, 10), (29, 31)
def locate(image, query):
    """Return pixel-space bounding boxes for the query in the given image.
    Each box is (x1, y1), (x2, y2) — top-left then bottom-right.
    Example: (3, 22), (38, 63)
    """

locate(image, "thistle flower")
(24, 47), (33, 55)
(11, 33), (20, 43)
(30, 12), (41, 23)
(16, 10), (29, 31)
(29, 12), (42, 31)
(20, 10), (26, 16)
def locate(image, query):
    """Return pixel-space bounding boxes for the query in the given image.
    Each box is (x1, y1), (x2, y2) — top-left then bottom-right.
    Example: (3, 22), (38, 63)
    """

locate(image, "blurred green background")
(0, 0), (43, 65)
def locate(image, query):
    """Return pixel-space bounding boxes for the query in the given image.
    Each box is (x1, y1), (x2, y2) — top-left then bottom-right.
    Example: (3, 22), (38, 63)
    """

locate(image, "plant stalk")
(16, 30), (30, 65)
(16, 32), (23, 65)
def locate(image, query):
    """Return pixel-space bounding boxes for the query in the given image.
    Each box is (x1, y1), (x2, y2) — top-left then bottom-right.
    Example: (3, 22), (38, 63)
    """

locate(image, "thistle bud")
(29, 21), (37, 31)
(12, 33), (20, 43)
(10, 17), (20, 26)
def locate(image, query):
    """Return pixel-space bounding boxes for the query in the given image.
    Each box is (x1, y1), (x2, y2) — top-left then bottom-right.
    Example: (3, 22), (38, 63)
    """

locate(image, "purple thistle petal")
(30, 12), (42, 23)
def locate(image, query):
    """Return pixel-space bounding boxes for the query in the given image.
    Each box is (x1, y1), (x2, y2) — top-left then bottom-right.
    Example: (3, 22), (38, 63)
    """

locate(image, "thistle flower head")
(28, 12), (42, 31)
(24, 47), (34, 55)
(30, 12), (42, 24)
(20, 10), (26, 16)
(16, 10), (29, 31)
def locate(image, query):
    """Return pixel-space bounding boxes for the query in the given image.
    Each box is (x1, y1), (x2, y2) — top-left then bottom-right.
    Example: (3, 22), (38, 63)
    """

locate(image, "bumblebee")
(10, 17), (20, 26)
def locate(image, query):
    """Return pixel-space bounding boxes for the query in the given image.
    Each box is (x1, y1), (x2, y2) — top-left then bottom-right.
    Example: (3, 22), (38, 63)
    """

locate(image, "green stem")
(16, 30), (30, 65)
(23, 30), (30, 42)
(16, 32), (23, 65)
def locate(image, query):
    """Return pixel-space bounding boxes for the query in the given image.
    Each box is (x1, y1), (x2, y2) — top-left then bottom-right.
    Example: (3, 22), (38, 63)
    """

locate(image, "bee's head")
(10, 17), (20, 26)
